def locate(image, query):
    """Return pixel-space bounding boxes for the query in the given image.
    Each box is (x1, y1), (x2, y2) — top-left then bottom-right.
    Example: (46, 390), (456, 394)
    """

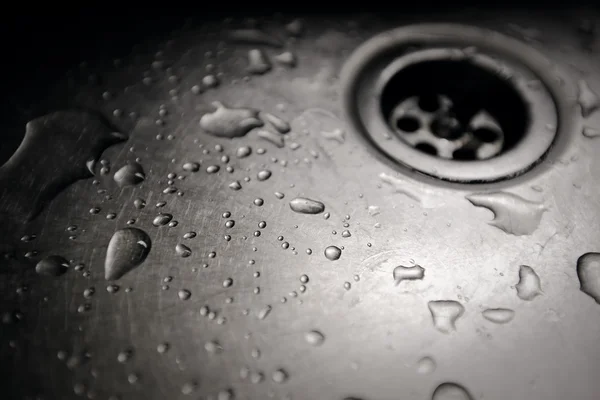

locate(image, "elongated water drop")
(577, 252), (600, 304)
(432, 382), (473, 400)
(200, 102), (263, 138)
(289, 197), (325, 214)
(104, 228), (151, 280)
(35, 255), (69, 277)
(515, 265), (542, 301)
(482, 308), (515, 324)
(393, 265), (425, 285)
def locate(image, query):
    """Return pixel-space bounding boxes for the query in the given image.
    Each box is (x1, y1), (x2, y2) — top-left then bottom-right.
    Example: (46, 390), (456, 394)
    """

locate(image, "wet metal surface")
(1, 9), (600, 400)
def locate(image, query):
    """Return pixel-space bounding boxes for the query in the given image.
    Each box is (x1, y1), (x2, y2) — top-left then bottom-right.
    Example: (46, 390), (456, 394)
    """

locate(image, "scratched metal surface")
(1, 9), (600, 400)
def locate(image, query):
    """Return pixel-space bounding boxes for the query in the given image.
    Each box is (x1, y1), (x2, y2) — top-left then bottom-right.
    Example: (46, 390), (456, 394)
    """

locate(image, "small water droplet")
(304, 330), (325, 346)
(178, 289), (191, 300)
(207, 165), (220, 173)
(416, 356), (436, 374)
(257, 305), (272, 320)
(236, 146), (252, 158)
(223, 278), (233, 288)
(428, 300), (465, 333)
(205, 340), (223, 354)
(393, 265), (425, 285)
(516, 265), (542, 300)
(113, 162), (145, 187)
(183, 231), (197, 239)
(257, 170), (272, 181)
(577, 252), (600, 304)
(272, 369), (288, 383)
(35, 255), (69, 277)
(324, 246), (342, 261)
(229, 181), (242, 190)
(175, 244), (192, 258)
(482, 308), (515, 324)
(182, 162), (200, 172)
(289, 197), (325, 214)
(153, 213), (173, 227)
(133, 198), (146, 209)
(247, 49), (271, 74)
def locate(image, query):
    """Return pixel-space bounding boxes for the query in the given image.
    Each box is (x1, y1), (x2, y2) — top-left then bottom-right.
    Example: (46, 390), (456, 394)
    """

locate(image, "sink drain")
(342, 24), (571, 183)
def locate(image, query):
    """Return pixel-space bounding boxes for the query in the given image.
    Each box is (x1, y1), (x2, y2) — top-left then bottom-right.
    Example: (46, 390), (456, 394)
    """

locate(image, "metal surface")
(1, 9), (600, 400)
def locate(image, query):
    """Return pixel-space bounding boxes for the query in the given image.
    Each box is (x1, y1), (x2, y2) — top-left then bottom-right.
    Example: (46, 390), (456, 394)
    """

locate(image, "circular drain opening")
(381, 54), (528, 160)
(342, 24), (570, 184)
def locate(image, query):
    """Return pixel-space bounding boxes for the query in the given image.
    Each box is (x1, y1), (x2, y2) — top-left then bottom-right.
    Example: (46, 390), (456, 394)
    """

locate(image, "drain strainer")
(341, 24), (571, 183)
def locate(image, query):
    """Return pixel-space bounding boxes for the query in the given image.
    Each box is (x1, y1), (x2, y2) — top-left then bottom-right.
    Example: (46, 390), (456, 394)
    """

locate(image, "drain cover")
(342, 24), (571, 183)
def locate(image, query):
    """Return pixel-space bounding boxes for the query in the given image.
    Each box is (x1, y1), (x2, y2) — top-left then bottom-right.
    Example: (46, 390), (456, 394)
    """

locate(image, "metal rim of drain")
(341, 23), (575, 184)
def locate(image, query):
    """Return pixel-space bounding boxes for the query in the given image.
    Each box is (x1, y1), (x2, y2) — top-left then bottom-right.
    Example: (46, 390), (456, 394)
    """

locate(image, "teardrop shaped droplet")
(35, 255), (69, 277)
(104, 228), (152, 280)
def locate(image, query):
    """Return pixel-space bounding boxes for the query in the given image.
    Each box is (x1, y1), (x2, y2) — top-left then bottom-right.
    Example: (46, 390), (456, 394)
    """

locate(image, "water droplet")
(416, 356), (436, 374)
(258, 221), (267, 228)
(229, 181), (242, 190)
(578, 79), (599, 117)
(257, 305), (272, 320)
(0, 110), (127, 221)
(181, 382), (197, 395)
(428, 300), (465, 333)
(257, 170), (272, 181)
(200, 102), (263, 138)
(35, 255), (69, 277)
(257, 129), (285, 148)
(275, 191), (285, 199)
(482, 308), (515, 324)
(133, 198), (146, 209)
(205, 340), (223, 353)
(368, 205), (380, 216)
(153, 213), (173, 226)
(341, 230), (351, 238)
(182, 162), (200, 172)
(113, 162), (145, 187)
(178, 289), (191, 300)
(379, 173), (423, 203)
(582, 125), (600, 138)
(157, 342), (169, 353)
(432, 382), (473, 400)
(227, 29), (283, 47)
(202, 74), (219, 88)
(289, 197), (325, 214)
(104, 228), (151, 280)
(175, 244), (192, 258)
(272, 369), (288, 383)
(274, 51), (297, 67)
(223, 278), (233, 288)
(117, 349), (133, 363)
(304, 330), (325, 346)
(225, 220), (235, 228)
(516, 265), (542, 300)
(577, 252), (600, 304)
(217, 388), (235, 400)
(262, 112), (291, 134)
(324, 245), (342, 261)
(247, 49), (271, 74)
(236, 146), (252, 158)
(184, 231), (197, 239)
(465, 192), (546, 236)
(393, 265), (425, 285)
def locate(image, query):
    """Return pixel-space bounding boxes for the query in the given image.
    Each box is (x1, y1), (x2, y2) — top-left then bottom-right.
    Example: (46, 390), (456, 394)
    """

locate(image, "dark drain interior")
(380, 58), (530, 160)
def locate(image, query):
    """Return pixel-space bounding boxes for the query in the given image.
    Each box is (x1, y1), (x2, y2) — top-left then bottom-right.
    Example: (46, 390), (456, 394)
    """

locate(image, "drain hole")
(415, 142), (438, 156)
(453, 148), (477, 160)
(396, 116), (420, 132)
(380, 58), (530, 160)
(473, 127), (499, 143)
(418, 94), (440, 112)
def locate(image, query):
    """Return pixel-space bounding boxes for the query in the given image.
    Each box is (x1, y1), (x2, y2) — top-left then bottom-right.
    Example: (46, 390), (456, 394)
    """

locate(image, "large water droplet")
(324, 246), (342, 261)
(113, 162), (145, 187)
(428, 300), (465, 333)
(289, 197), (325, 214)
(482, 308), (515, 324)
(35, 255), (69, 277)
(257, 129), (285, 148)
(304, 330), (325, 346)
(0, 110), (127, 221)
(236, 146), (252, 158)
(582, 126), (600, 138)
(577, 79), (599, 117)
(465, 192), (546, 236)
(516, 265), (542, 301)
(577, 252), (600, 304)
(104, 228), (151, 280)
(200, 102), (263, 138)
(393, 265), (425, 285)
(432, 382), (473, 400)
